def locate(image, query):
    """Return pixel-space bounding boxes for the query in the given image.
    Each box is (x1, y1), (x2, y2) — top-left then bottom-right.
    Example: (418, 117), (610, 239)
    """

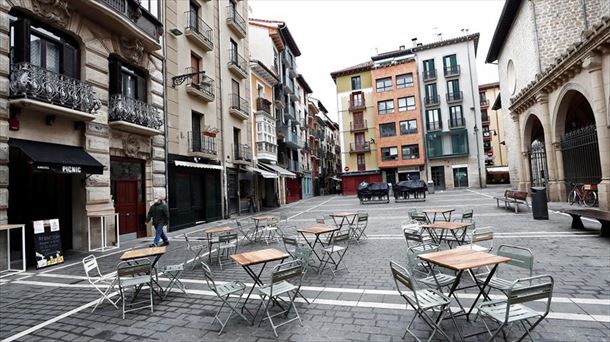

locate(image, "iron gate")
(561, 125), (601, 185)
(529, 140), (548, 187)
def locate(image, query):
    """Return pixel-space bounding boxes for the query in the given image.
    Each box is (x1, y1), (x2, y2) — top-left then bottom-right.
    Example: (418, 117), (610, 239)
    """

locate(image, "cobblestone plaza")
(1, 189), (608, 341)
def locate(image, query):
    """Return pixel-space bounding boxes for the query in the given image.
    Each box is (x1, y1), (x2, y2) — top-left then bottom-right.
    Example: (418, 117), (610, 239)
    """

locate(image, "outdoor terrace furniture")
(120, 246), (166, 298)
(393, 180), (427, 202)
(236, 219), (256, 243)
(216, 232), (238, 269)
(453, 208), (473, 223)
(560, 208), (610, 237)
(83, 255), (119, 312)
(184, 233), (207, 269)
(256, 260), (306, 337)
(389, 261), (457, 342)
(202, 226), (236, 264)
(116, 259), (154, 319)
(329, 212), (358, 230)
(403, 225), (434, 251)
(476, 275), (554, 341)
(475, 245), (534, 295)
(201, 261), (250, 335)
(456, 226), (494, 252)
(160, 262), (186, 299)
(494, 190), (529, 213)
(357, 181), (390, 204)
(410, 212), (430, 225)
(297, 225), (340, 266)
(251, 215), (278, 241)
(349, 212), (369, 242)
(423, 208), (455, 223)
(421, 221), (471, 248)
(319, 230), (351, 277)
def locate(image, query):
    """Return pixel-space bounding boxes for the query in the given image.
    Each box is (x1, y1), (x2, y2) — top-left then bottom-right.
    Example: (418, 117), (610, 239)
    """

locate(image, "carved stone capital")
(535, 92), (549, 105)
(521, 151), (530, 158)
(120, 38), (145, 66)
(551, 141), (562, 150)
(582, 53), (602, 71)
(32, 0), (70, 27)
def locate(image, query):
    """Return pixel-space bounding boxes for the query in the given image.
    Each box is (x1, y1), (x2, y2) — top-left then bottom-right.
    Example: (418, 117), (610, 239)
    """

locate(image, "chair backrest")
(390, 261), (420, 306)
(357, 213), (368, 224)
(471, 226), (493, 243)
(506, 275), (554, 317)
(461, 209), (474, 222)
(280, 213), (288, 222)
(410, 213), (429, 224)
(282, 236), (298, 255)
(293, 244), (312, 264)
(269, 260), (304, 295)
(403, 226), (425, 246)
(407, 208), (417, 219)
(83, 255), (101, 279)
(218, 233), (238, 244)
(406, 244), (439, 269)
(184, 233), (195, 249)
(331, 230), (351, 244)
(200, 261), (218, 292)
(497, 245), (534, 276)
(117, 259), (151, 279)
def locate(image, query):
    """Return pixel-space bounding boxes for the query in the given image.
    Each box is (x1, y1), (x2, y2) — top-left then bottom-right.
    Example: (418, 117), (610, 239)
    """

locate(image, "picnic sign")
(33, 219), (64, 269)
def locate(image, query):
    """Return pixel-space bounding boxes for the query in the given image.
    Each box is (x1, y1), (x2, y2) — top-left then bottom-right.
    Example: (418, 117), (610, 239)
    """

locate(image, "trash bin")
(531, 186), (549, 220)
(427, 181), (435, 195)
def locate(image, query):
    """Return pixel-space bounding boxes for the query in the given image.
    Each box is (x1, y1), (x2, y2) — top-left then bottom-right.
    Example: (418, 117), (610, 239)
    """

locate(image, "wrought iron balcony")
(255, 97), (272, 115)
(446, 91), (463, 103)
(9, 62), (101, 114)
(234, 144), (252, 162)
(444, 65), (461, 77)
(228, 48), (248, 79)
(480, 98), (490, 108)
(349, 142), (371, 153)
(350, 120), (367, 132)
(108, 94), (163, 130)
(184, 11), (213, 52)
(422, 69), (436, 82)
(181, 67), (215, 102)
(427, 121), (442, 132)
(283, 77), (294, 94)
(449, 117), (466, 129)
(229, 94), (250, 120)
(282, 51), (294, 69)
(426, 129), (469, 159)
(424, 95), (440, 107)
(279, 125), (303, 149)
(274, 86), (285, 108)
(226, 6), (247, 38)
(348, 98), (366, 111)
(188, 132), (218, 156)
(481, 113), (490, 123)
(96, 0), (162, 42)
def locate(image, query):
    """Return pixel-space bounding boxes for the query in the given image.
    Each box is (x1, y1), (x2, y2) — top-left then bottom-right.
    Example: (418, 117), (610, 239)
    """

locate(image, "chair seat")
(216, 281), (246, 297)
(323, 245), (345, 253)
(410, 243), (437, 253)
(476, 274), (524, 291)
(259, 281), (297, 297)
(417, 273), (456, 288)
(403, 289), (450, 310)
(162, 264), (184, 273)
(456, 244), (489, 252)
(218, 242), (236, 250)
(479, 302), (540, 323)
(119, 275), (151, 288)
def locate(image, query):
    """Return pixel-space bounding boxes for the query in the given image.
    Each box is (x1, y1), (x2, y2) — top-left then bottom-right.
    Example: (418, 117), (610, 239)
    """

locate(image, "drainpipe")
(466, 39), (483, 188)
(216, 2), (228, 218)
(529, 0), (543, 73)
(413, 53), (430, 182)
(161, 6), (169, 217)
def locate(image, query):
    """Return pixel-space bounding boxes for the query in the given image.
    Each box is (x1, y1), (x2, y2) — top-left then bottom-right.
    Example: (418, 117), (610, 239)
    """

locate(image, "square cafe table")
(418, 248), (511, 331)
(423, 208), (455, 223)
(421, 221), (471, 247)
(230, 248), (289, 318)
(120, 246), (167, 298)
(297, 225), (340, 265)
(251, 215), (278, 240)
(202, 226), (236, 263)
(329, 212), (358, 230)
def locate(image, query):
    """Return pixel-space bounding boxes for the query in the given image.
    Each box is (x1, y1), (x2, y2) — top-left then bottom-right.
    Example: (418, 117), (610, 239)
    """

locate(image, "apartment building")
(331, 62), (381, 195)
(370, 50), (425, 184)
(413, 34), (485, 190)
(296, 75), (313, 199)
(479, 82), (509, 184)
(3, 0), (165, 257)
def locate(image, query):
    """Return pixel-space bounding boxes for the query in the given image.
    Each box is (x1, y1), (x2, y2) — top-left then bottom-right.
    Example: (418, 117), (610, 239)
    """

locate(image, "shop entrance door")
(115, 181), (139, 236)
(431, 166), (446, 190)
(111, 159), (145, 238)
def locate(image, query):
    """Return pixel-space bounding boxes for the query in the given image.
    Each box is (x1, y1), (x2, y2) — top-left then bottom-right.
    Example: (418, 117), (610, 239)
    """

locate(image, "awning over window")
(174, 160), (223, 170)
(9, 139), (104, 174)
(259, 163), (296, 179)
(246, 166), (278, 179)
(486, 166), (510, 173)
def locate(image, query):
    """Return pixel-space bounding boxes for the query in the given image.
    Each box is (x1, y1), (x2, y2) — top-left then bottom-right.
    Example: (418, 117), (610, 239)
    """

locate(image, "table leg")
(300, 232), (321, 263)
(207, 233), (213, 264)
(465, 264), (499, 320)
(241, 263), (267, 319)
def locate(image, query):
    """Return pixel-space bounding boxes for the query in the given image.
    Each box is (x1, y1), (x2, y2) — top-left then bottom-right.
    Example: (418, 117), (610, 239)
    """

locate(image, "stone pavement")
(0, 188), (608, 341)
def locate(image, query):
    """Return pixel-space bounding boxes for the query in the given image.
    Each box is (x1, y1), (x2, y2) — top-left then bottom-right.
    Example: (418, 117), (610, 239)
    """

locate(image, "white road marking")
(288, 197), (336, 220)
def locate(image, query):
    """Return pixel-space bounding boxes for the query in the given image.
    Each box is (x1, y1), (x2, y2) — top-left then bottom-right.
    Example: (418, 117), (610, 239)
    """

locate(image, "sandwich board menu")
(33, 219), (64, 269)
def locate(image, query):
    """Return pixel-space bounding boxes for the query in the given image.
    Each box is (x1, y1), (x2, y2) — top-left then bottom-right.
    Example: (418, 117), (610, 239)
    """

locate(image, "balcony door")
(189, 1), (199, 30)
(423, 59), (435, 73)
(191, 53), (200, 84)
(425, 83), (437, 98)
(350, 91), (364, 106)
(230, 39), (238, 63)
(353, 111), (363, 128)
(354, 132), (365, 149)
(443, 54), (457, 69)
(447, 80), (460, 96)
(192, 111), (202, 152)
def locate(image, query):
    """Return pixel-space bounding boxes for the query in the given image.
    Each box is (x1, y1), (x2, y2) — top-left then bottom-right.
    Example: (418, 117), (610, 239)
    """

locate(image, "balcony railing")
(234, 144), (252, 161)
(96, 0), (163, 41)
(229, 93), (250, 118)
(480, 98), (490, 107)
(279, 125), (303, 148)
(188, 132), (217, 155)
(256, 141), (277, 155)
(255, 97), (272, 115)
(424, 95), (440, 107)
(284, 106), (296, 120)
(348, 98), (366, 111)
(422, 69), (436, 82)
(444, 65), (461, 77)
(449, 117), (466, 129)
(349, 142), (371, 153)
(446, 91), (463, 103)
(108, 94), (163, 129)
(481, 113), (490, 123)
(183, 67), (214, 101)
(282, 51), (294, 68)
(184, 11), (213, 51)
(483, 131), (492, 141)
(426, 130), (469, 159)
(350, 120), (367, 132)
(228, 48), (248, 78)
(427, 121), (442, 132)
(288, 160), (302, 172)
(9, 62), (101, 113)
(226, 6), (247, 37)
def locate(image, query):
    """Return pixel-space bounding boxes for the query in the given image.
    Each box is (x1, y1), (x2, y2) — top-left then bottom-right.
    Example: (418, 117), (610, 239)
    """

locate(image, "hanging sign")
(32, 219), (64, 269)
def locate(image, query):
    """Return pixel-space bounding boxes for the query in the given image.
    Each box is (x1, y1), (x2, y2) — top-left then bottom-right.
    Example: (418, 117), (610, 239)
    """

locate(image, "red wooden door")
(115, 180), (139, 235)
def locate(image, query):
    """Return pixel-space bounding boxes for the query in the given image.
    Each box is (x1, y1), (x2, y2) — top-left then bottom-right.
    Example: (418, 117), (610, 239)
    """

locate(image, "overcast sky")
(249, 0), (505, 122)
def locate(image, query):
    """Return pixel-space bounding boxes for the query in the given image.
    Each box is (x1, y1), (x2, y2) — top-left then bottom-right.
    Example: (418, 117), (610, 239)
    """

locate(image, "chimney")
(411, 37), (418, 47)
(399, 45), (405, 50)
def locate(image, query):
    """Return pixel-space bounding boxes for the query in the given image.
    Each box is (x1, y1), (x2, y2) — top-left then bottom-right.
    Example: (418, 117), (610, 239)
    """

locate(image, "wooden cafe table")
(297, 225), (340, 265)
(230, 248), (289, 318)
(202, 226), (236, 263)
(422, 208), (455, 223)
(120, 246), (167, 297)
(421, 221), (471, 247)
(251, 215), (278, 240)
(418, 248), (511, 325)
(329, 212), (358, 230)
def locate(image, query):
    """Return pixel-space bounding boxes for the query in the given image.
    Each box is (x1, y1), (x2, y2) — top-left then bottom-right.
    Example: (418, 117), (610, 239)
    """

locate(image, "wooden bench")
(493, 190), (529, 213)
(560, 208), (610, 237)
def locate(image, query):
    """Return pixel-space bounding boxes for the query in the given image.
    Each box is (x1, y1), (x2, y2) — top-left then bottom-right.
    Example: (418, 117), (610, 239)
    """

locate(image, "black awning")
(9, 139), (104, 174)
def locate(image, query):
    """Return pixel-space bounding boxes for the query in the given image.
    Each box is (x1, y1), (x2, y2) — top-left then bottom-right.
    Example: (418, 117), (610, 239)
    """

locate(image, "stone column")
(512, 114), (527, 191)
(583, 53), (610, 210)
(552, 141), (567, 201)
(521, 151), (531, 192)
(537, 93), (560, 201)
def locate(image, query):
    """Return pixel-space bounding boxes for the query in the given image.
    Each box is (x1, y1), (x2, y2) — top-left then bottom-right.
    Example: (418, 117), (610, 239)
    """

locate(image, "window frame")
(377, 99), (394, 114)
(399, 119), (417, 135)
(375, 77), (392, 92)
(396, 73), (413, 88)
(398, 96), (416, 112)
(379, 122), (396, 137)
(381, 146), (399, 161)
(351, 76), (361, 90)
(401, 144), (420, 160)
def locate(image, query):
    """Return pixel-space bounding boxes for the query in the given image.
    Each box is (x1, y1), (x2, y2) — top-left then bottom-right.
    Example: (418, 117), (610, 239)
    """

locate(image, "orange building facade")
(371, 56), (425, 184)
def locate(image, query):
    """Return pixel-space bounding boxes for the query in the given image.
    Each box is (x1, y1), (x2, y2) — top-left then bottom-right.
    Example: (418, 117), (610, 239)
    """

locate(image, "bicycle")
(567, 183), (597, 206)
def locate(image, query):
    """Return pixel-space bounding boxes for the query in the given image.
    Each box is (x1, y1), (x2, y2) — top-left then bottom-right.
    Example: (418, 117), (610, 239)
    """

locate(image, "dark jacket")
(147, 201), (169, 226)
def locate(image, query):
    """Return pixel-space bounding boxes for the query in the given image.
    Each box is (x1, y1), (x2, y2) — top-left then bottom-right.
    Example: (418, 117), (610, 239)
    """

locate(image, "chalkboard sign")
(33, 219), (64, 269)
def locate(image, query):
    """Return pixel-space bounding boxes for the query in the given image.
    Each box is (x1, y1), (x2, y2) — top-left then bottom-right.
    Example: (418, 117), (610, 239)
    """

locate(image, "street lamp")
(473, 123), (483, 188)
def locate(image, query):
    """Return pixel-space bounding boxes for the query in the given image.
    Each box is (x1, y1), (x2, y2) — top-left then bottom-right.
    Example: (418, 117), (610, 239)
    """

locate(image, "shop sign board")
(33, 219), (64, 269)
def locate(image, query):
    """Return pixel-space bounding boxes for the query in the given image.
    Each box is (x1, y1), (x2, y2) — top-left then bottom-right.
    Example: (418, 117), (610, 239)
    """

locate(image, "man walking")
(146, 195), (170, 247)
